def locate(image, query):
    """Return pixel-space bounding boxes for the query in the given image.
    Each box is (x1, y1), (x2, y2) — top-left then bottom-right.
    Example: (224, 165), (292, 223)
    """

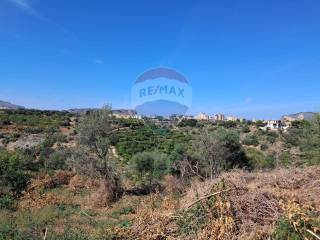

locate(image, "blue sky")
(0, 0), (319, 119)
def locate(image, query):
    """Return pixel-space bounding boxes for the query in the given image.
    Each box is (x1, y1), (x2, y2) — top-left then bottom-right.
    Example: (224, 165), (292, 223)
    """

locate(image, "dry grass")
(18, 171), (75, 210)
(15, 167), (320, 239)
(115, 166), (320, 239)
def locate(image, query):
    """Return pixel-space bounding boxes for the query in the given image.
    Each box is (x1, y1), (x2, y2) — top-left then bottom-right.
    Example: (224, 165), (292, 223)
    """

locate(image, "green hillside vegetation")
(0, 109), (319, 239)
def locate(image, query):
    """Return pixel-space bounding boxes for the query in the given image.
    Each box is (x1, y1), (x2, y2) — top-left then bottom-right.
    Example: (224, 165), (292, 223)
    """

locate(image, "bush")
(0, 150), (35, 196)
(0, 210), (20, 240)
(278, 151), (292, 166)
(60, 119), (71, 127)
(0, 195), (14, 210)
(129, 151), (170, 186)
(178, 119), (197, 127)
(217, 121), (237, 128)
(192, 128), (248, 178)
(260, 144), (268, 151)
(246, 148), (274, 169)
(272, 218), (301, 240)
(241, 125), (250, 133)
(242, 134), (259, 146)
(265, 131), (279, 144)
(272, 201), (320, 240)
(1, 120), (11, 126)
(25, 127), (44, 134)
(284, 129), (301, 146)
(299, 115), (320, 165)
(45, 148), (72, 170)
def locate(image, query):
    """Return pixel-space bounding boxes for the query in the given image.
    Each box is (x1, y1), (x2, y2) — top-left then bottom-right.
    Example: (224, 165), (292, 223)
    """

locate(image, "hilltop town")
(110, 108), (318, 133)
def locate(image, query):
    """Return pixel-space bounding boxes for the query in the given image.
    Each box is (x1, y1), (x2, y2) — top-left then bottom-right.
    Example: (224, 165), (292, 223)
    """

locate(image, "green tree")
(68, 106), (122, 204)
(193, 128), (247, 178)
(242, 133), (259, 146)
(246, 148), (274, 169)
(129, 151), (170, 187)
(0, 150), (36, 197)
(300, 115), (320, 165)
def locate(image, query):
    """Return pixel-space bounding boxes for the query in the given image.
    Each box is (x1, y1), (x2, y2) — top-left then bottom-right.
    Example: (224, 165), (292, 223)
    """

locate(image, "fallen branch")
(80, 210), (95, 219)
(184, 189), (231, 210)
(307, 229), (320, 240)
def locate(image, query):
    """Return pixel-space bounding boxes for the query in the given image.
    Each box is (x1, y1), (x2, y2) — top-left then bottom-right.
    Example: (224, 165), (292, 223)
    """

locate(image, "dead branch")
(307, 229), (320, 240)
(184, 189), (231, 210)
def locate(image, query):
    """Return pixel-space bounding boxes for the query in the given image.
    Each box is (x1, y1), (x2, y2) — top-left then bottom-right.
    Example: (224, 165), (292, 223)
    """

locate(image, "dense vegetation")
(0, 109), (319, 239)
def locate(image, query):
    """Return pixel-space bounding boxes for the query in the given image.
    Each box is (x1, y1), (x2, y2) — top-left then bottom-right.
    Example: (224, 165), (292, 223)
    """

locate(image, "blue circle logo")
(131, 67), (192, 116)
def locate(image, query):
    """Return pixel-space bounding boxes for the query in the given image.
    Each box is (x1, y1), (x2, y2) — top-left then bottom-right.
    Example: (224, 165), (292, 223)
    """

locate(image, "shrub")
(217, 121), (237, 128)
(192, 128), (248, 178)
(246, 148), (274, 169)
(272, 218), (301, 240)
(25, 127), (44, 134)
(241, 125), (250, 133)
(60, 119), (71, 127)
(0, 195), (14, 210)
(272, 201), (320, 240)
(129, 151), (170, 186)
(0, 210), (21, 240)
(299, 115), (320, 165)
(242, 134), (259, 146)
(1, 120), (11, 126)
(178, 119), (197, 127)
(111, 207), (135, 217)
(45, 148), (72, 170)
(0, 150), (34, 196)
(278, 151), (292, 166)
(265, 131), (279, 144)
(260, 144), (268, 151)
(50, 228), (93, 240)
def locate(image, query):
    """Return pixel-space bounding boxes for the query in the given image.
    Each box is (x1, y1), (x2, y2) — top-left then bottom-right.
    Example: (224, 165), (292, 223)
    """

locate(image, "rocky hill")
(0, 100), (24, 110)
(282, 112), (318, 121)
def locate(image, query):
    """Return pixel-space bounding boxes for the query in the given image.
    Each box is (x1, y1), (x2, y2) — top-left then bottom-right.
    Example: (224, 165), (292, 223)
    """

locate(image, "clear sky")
(0, 0), (320, 119)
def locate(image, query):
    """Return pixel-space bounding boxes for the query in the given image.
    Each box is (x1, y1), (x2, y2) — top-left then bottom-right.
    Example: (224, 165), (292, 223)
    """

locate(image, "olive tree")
(193, 128), (247, 178)
(68, 106), (122, 204)
(129, 151), (170, 187)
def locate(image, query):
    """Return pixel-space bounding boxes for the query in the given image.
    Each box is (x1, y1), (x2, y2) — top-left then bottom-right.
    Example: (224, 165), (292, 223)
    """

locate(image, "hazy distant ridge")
(0, 100), (24, 110)
(282, 112), (318, 121)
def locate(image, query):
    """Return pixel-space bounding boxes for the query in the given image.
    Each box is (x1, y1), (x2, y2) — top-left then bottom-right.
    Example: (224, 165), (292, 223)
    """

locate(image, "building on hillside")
(196, 112), (209, 121)
(214, 113), (225, 121)
(181, 115), (195, 120)
(226, 116), (237, 121)
(112, 109), (141, 119)
(260, 120), (289, 131)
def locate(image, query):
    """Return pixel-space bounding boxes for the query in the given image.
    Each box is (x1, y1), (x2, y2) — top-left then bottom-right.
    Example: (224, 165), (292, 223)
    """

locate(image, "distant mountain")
(282, 112), (318, 121)
(0, 100), (24, 110)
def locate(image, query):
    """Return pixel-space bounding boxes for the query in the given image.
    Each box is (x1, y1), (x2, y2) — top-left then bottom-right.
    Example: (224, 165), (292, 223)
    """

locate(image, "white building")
(112, 109), (141, 119)
(260, 120), (288, 131)
(215, 114), (225, 121)
(196, 112), (209, 121)
(227, 116), (237, 121)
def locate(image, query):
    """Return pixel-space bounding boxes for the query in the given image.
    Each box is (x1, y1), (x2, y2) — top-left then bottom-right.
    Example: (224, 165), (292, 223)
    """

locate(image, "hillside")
(282, 112), (318, 121)
(0, 100), (24, 110)
(0, 109), (319, 239)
